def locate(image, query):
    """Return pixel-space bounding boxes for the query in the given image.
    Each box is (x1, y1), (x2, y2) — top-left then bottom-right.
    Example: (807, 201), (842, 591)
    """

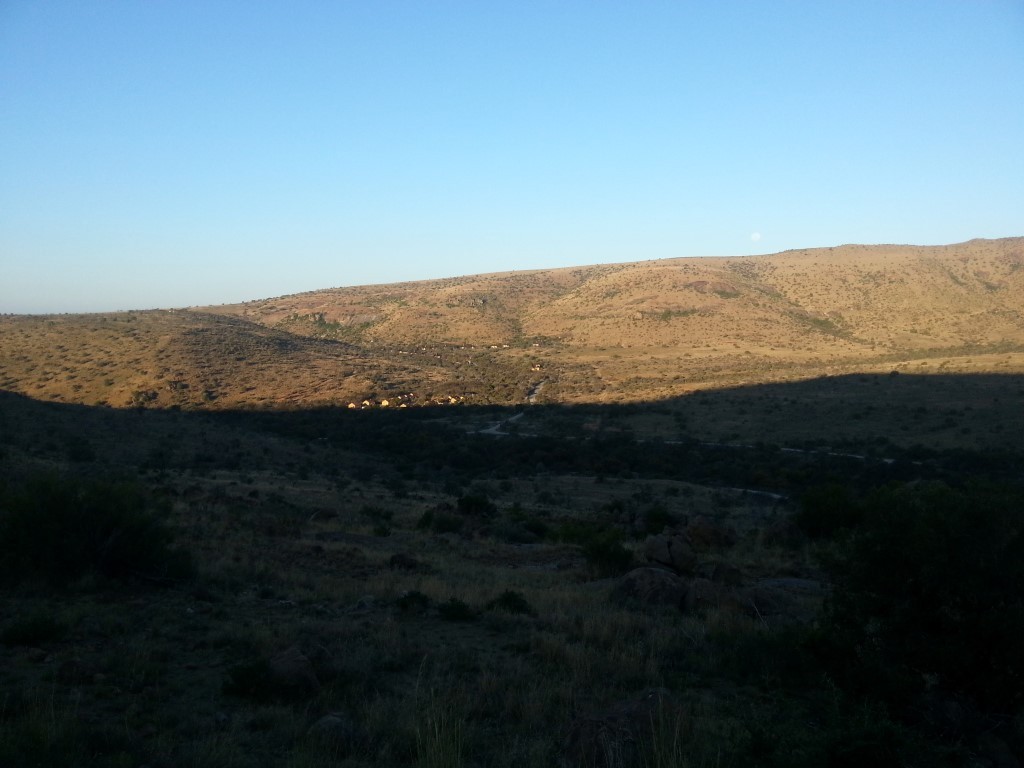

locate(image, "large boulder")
(612, 567), (687, 609)
(562, 688), (684, 768)
(643, 531), (696, 575)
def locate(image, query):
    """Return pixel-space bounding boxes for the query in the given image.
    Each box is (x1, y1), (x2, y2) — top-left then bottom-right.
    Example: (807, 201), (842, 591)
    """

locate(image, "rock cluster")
(612, 520), (822, 623)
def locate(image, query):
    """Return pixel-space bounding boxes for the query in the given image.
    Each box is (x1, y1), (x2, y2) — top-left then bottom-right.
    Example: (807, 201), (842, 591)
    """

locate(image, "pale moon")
(750, 232), (762, 242)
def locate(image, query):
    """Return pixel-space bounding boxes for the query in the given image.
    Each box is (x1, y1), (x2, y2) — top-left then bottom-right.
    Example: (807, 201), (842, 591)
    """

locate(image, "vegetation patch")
(0, 473), (195, 588)
(1, 611), (68, 647)
(484, 590), (537, 617)
(437, 597), (478, 622)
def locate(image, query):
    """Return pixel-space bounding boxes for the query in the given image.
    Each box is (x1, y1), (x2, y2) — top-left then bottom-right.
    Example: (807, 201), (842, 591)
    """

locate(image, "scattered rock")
(612, 567), (687, 609)
(643, 531), (696, 575)
(562, 688), (684, 768)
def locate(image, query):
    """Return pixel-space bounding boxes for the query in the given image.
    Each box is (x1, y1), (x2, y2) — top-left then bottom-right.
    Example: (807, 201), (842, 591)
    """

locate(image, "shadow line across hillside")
(2, 373), (1024, 767)
(3, 371), (1022, 497)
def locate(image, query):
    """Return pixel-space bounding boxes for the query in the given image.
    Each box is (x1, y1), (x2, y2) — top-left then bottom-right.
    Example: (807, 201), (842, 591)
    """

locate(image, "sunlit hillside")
(3, 238), (1023, 412)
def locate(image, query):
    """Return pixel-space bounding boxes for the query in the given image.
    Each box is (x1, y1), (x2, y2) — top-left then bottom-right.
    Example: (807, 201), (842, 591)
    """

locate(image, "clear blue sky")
(2, 1), (1023, 313)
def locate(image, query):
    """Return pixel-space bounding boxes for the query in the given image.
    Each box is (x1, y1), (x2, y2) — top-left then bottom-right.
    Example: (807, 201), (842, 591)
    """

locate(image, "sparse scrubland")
(2, 238), (1024, 766)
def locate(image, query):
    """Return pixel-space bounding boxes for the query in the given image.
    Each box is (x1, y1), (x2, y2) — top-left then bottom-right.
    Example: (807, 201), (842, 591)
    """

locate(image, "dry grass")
(0, 389), (838, 767)
(2, 237), (1022, 765)
(3, 238), (1024, 418)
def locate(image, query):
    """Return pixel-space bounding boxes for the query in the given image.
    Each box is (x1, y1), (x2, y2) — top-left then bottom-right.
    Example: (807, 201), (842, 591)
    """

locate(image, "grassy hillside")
(1, 381), (1022, 767)
(2, 239), (1024, 765)
(3, 238), (1023, 412)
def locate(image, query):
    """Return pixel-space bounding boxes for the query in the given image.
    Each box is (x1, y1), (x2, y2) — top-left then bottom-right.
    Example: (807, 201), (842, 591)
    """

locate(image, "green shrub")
(456, 494), (496, 517)
(397, 590), (432, 613)
(551, 520), (597, 545)
(708, 623), (818, 691)
(64, 435), (95, 463)
(485, 590), (537, 617)
(0, 473), (195, 588)
(641, 503), (676, 535)
(741, 698), (918, 768)
(432, 513), (464, 534)
(818, 482), (1024, 712)
(223, 659), (279, 702)
(794, 483), (862, 539)
(520, 516), (549, 538)
(1, 612), (68, 647)
(360, 504), (392, 522)
(0, 690), (137, 768)
(488, 521), (526, 544)
(550, 520), (634, 576)
(417, 508), (464, 534)
(582, 530), (634, 577)
(437, 598), (477, 622)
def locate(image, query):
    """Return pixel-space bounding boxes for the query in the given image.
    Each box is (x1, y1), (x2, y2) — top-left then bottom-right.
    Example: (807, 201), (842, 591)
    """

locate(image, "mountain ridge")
(2, 237), (1023, 410)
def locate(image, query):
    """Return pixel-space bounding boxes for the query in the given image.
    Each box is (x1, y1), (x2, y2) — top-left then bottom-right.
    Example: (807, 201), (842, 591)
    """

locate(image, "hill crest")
(2, 237), (1024, 410)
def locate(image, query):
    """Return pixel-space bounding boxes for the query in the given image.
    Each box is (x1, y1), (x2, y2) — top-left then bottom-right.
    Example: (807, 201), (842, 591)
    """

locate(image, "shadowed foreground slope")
(1, 373), (1022, 767)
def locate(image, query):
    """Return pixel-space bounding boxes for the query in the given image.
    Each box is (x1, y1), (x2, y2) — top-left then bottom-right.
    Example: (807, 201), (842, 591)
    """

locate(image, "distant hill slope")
(0, 310), (455, 409)
(210, 237), (1024, 352)
(3, 237), (1024, 408)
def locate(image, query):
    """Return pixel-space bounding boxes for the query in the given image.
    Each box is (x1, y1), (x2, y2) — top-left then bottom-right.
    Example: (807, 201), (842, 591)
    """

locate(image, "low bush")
(817, 481), (1024, 713)
(222, 659), (281, 702)
(793, 483), (862, 539)
(437, 598), (477, 622)
(550, 519), (595, 545)
(417, 508), (465, 534)
(0, 473), (195, 588)
(640, 503), (677, 535)
(1, 612), (68, 647)
(0, 690), (138, 768)
(456, 494), (496, 517)
(396, 590), (432, 612)
(582, 530), (634, 577)
(485, 590), (537, 617)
